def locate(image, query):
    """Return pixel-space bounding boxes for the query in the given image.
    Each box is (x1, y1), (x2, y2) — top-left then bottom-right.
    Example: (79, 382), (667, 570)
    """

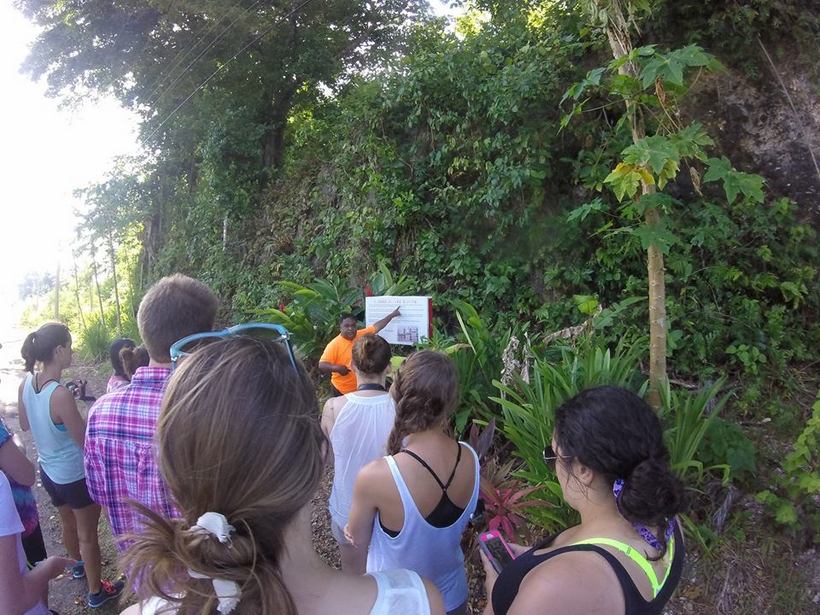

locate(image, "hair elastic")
(187, 512), (241, 614)
(613, 478), (675, 552)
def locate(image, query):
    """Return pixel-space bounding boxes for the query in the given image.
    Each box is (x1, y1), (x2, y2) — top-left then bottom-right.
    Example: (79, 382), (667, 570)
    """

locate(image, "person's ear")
(573, 460), (596, 488)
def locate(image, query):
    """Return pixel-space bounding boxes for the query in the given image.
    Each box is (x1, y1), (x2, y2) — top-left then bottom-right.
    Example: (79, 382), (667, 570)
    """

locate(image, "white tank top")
(328, 392), (395, 529)
(367, 442), (480, 612)
(139, 568), (431, 615)
(22, 374), (85, 484)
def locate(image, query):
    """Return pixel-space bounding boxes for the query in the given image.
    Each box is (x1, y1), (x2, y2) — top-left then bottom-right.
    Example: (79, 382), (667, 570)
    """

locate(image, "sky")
(0, 0), (460, 325)
(0, 1), (140, 323)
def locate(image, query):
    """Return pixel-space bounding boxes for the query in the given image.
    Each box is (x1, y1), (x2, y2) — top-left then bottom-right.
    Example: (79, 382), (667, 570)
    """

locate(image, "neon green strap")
(569, 537), (675, 598)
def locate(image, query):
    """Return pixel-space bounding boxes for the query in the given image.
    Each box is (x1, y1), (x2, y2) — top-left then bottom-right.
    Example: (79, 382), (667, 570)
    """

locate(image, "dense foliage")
(17, 3), (818, 606)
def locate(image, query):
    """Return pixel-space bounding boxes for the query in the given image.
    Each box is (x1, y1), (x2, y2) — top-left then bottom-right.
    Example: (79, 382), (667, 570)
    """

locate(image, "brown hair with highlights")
(137, 274), (218, 363)
(387, 350), (459, 455)
(351, 334), (391, 375)
(120, 337), (326, 614)
(120, 345), (150, 380)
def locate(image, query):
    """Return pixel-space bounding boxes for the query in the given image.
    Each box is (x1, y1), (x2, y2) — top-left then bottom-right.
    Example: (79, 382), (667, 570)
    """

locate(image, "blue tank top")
(22, 375), (85, 485)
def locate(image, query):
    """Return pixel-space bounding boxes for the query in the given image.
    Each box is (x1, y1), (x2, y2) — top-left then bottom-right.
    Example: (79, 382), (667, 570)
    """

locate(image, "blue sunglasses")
(170, 323), (298, 371)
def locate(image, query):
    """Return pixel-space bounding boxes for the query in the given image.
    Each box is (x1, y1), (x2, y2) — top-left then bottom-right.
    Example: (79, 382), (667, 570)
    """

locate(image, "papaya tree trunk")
(599, 0), (667, 409)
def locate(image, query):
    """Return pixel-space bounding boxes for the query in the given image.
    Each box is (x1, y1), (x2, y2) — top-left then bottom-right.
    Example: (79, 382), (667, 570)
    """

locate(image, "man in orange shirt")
(319, 308), (400, 396)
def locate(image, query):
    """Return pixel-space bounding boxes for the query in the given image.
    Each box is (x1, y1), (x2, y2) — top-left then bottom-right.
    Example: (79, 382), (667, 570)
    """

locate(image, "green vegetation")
(15, 1), (818, 610)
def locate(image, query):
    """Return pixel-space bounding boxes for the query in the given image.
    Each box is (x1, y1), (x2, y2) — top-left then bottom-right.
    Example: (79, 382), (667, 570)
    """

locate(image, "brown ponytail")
(120, 337), (326, 614)
(20, 322), (71, 373)
(120, 345), (149, 380)
(387, 350), (459, 455)
(351, 334), (391, 375)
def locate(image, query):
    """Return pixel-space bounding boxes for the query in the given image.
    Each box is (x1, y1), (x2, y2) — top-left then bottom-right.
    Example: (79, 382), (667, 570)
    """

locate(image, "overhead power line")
(141, 1), (246, 107)
(144, 0), (264, 109)
(143, 0), (317, 144)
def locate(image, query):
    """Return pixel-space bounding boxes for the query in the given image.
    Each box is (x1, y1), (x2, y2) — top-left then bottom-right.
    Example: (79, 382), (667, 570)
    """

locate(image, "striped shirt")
(84, 366), (180, 552)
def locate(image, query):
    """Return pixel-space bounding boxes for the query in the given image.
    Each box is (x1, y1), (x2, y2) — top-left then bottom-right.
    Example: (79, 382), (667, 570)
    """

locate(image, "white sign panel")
(365, 295), (432, 346)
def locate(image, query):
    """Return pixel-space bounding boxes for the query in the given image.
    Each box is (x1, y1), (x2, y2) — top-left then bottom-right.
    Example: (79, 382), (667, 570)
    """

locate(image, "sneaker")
(87, 579), (124, 609)
(70, 561), (85, 579)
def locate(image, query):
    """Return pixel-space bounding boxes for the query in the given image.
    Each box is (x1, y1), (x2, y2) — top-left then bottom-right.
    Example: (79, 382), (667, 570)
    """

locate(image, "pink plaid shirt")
(84, 366), (180, 552)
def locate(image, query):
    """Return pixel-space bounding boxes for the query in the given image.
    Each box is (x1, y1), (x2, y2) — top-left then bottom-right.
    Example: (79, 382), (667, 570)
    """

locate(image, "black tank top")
(492, 522), (684, 615)
(380, 443), (465, 537)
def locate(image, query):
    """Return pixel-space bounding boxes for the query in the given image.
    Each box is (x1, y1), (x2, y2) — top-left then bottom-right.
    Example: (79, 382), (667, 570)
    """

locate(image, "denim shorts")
(39, 466), (94, 509)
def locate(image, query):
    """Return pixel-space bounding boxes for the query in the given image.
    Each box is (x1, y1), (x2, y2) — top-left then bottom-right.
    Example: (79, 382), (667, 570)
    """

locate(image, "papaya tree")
(567, 0), (763, 408)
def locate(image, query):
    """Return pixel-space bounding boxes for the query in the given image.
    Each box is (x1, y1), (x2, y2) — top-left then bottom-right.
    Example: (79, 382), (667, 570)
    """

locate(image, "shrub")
(78, 317), (110, 362)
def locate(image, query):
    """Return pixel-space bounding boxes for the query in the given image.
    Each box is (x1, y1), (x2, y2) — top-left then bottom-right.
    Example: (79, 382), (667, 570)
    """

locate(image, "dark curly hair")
(554, 386), (686, 557)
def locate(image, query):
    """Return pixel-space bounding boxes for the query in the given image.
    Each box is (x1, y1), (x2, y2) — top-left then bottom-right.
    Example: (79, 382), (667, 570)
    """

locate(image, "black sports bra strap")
(442, 441), (463, 489)
(400, 442), (464, 492)
(399, 449), (447, 490)
(33, 375), (59, 394)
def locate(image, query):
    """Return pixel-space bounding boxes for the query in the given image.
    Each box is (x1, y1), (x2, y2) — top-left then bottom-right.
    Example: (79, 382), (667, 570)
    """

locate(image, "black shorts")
(22, 523), (47, 567)
(39, 466), (94, 509)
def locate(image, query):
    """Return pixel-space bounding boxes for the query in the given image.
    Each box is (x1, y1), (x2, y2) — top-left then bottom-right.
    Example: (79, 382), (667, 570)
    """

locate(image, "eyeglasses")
(543, 444), (572, 469)
(170, 323), (298, 371)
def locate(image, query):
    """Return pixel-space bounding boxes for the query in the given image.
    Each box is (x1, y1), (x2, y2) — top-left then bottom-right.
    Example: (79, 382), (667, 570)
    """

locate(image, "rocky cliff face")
(685, 51), (819, 219)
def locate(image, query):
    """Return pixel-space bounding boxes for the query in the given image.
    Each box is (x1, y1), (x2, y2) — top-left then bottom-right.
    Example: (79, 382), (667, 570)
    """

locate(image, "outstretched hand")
(41, 556), (77, 579)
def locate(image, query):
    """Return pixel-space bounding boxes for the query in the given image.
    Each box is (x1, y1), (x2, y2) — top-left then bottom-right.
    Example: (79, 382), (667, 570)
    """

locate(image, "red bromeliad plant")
(466, 418), (554, 543)
(480, 458), (554, 543)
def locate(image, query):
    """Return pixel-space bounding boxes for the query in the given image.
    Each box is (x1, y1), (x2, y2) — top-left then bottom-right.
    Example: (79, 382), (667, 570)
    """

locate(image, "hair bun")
(619, 457), (686, 526)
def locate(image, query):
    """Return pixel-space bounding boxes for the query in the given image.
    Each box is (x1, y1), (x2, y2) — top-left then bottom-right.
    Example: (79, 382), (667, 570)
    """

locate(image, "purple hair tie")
(613, 478), (675, 552)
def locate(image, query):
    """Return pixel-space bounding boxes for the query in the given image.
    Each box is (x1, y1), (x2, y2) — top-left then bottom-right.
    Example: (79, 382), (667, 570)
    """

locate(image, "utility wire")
(145, 0), (264, 109)
(141, 1), (244, 107)
(143, 0), (317, 143)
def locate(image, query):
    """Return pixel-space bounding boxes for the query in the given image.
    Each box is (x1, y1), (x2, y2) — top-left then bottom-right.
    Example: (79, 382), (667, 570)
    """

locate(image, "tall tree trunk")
(54, 262), (60, 319)
(600, 0), (667, 409)
(261, 89), (295, 171)
(108, 234), (122, 334)
(91, 254), (105, 323)
(72, 254), (86, 332)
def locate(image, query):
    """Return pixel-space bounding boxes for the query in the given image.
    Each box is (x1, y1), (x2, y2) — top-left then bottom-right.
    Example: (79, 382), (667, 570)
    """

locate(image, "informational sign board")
(365, 295), (432, 346)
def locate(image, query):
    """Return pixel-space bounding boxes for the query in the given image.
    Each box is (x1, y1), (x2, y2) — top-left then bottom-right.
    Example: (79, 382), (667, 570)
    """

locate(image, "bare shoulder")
(51, 385), (74, 403)
(359, 456), (390, 481)
(50, 385), (77, 414)
(355, 457), (392, 493)
(318, 571), (379, 614)
(509, 550), (619, 615)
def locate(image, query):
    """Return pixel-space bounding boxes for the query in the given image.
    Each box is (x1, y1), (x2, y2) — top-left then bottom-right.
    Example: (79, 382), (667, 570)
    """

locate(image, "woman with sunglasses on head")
(345, 350), (480, 615)
(322, 334), (396, 572)
(120, 336), (444, 615)
(482, 386), (686, 615)
(18, 322), (124, 608)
